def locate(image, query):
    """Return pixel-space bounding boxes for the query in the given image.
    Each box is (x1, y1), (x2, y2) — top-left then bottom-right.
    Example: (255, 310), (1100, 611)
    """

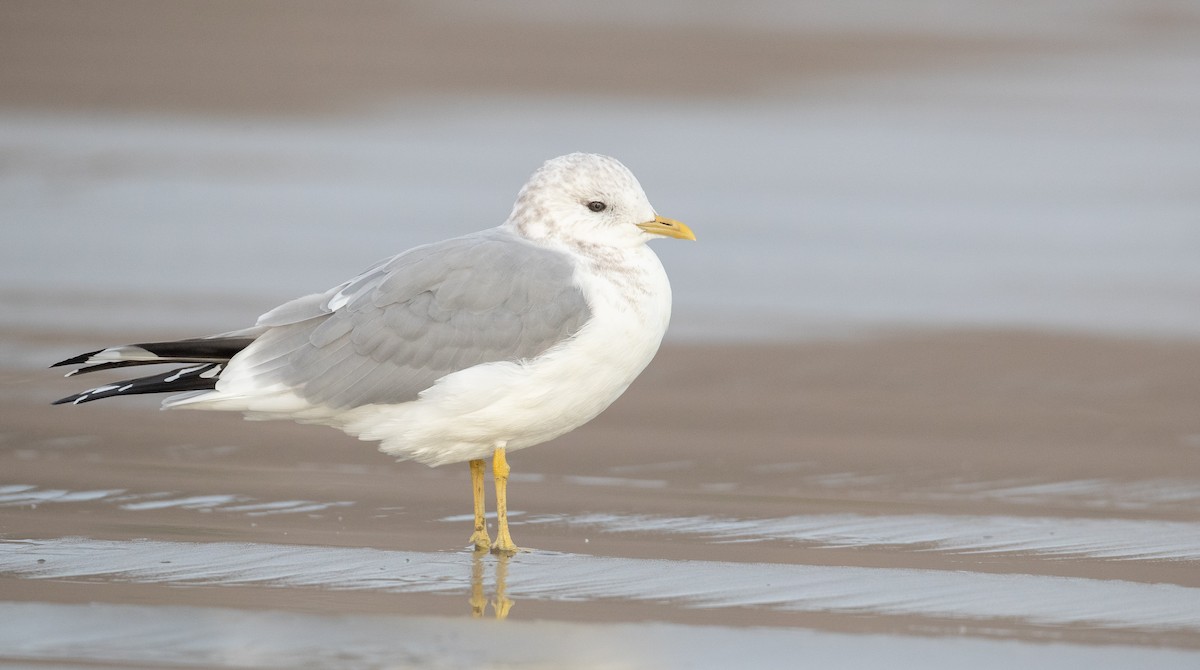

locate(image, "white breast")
(339, 245), (673, 466)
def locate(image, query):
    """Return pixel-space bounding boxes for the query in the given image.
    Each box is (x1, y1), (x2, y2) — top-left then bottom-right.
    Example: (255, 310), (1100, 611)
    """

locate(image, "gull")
(52, 153), (695, 555)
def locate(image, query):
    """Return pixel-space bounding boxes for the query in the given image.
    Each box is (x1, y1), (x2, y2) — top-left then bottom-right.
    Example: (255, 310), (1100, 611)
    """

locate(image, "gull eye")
(587, 201), (607, 213)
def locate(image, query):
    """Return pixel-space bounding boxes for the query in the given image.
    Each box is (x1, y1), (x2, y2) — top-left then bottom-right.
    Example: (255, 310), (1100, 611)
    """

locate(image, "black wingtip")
(50, 349), (104, 368)
(62, 361), (155, 378)
(52, 363), (223, 407)
(52, 388), (111, 405)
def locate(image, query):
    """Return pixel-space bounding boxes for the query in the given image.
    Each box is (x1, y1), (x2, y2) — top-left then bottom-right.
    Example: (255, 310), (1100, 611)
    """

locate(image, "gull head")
(506, 153), (695, 249)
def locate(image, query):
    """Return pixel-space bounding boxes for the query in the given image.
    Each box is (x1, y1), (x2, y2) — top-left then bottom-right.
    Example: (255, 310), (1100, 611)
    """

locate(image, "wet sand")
(3, 330), (1200, 665)
(2, 1), (1199, 666)
(0, 1), (1034, 116)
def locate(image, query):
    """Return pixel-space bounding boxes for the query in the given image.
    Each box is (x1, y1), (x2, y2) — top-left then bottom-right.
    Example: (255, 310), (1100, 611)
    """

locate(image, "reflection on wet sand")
(4, 600), (1198, 670)
(0, 483), (356, 516)
(3, 537), (1198, 638)
(3, 1), (1199, 667)
(470, 551), (513, 620)
(519, 510), (1200, 561)
(6, 328), (1200, 664)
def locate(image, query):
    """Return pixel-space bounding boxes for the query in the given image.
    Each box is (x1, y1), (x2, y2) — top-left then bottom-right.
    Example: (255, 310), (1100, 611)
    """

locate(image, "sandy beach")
(4, 330), (1200, 660)
(0, 1), (1039, 116)
(2, 1), (1199, 667)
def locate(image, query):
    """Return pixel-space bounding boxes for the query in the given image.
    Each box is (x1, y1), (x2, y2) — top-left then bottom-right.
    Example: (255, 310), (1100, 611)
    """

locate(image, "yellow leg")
(491, 446), (520, 555)
(468, 459), (491, 552)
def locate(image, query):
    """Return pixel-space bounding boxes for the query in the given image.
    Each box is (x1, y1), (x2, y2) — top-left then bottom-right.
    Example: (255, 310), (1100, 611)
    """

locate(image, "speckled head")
(506, 153), (662, 249)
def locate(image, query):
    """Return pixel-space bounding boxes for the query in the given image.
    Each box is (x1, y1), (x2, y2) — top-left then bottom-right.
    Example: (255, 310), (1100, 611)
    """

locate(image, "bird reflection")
(469, 550), (514, 619)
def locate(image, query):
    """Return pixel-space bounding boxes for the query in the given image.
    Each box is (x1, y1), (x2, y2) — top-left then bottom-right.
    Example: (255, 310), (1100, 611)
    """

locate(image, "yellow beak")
(636, 215), (696, 241)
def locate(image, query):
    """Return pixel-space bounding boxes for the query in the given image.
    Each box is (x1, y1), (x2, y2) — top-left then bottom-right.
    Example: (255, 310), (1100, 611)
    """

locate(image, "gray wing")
(231, 228), (592, 409)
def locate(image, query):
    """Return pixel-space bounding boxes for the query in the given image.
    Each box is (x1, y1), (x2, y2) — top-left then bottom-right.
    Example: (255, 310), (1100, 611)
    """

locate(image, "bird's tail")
(51, 336), (256, 405)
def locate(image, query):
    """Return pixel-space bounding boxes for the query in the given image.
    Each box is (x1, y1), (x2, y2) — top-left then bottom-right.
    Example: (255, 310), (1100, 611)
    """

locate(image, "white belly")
(338, 247), (673, 466)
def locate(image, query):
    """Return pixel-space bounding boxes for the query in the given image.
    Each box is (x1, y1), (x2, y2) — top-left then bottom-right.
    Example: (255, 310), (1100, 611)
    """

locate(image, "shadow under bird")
(52, 153), (695, 555)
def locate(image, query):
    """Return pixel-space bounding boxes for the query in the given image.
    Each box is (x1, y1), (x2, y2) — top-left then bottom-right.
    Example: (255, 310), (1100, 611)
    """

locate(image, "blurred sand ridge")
(2, 2), (1199, 667)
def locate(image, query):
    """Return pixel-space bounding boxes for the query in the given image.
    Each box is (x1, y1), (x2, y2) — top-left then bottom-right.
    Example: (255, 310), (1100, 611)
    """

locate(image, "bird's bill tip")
(637, 215), (696, 241)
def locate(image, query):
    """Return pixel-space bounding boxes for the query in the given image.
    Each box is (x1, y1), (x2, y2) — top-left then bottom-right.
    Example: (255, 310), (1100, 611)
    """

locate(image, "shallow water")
(4, 2), (1200, 668)
(3, 536), (1199, 632)
(5, 602), (1198, 670)
(3, 4), (1200, 345)
(6, 341), (1200, 664)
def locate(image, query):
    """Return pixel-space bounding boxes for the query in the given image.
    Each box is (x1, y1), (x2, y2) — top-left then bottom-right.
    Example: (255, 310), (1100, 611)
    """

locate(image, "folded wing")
(213, 228), (592, 410)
